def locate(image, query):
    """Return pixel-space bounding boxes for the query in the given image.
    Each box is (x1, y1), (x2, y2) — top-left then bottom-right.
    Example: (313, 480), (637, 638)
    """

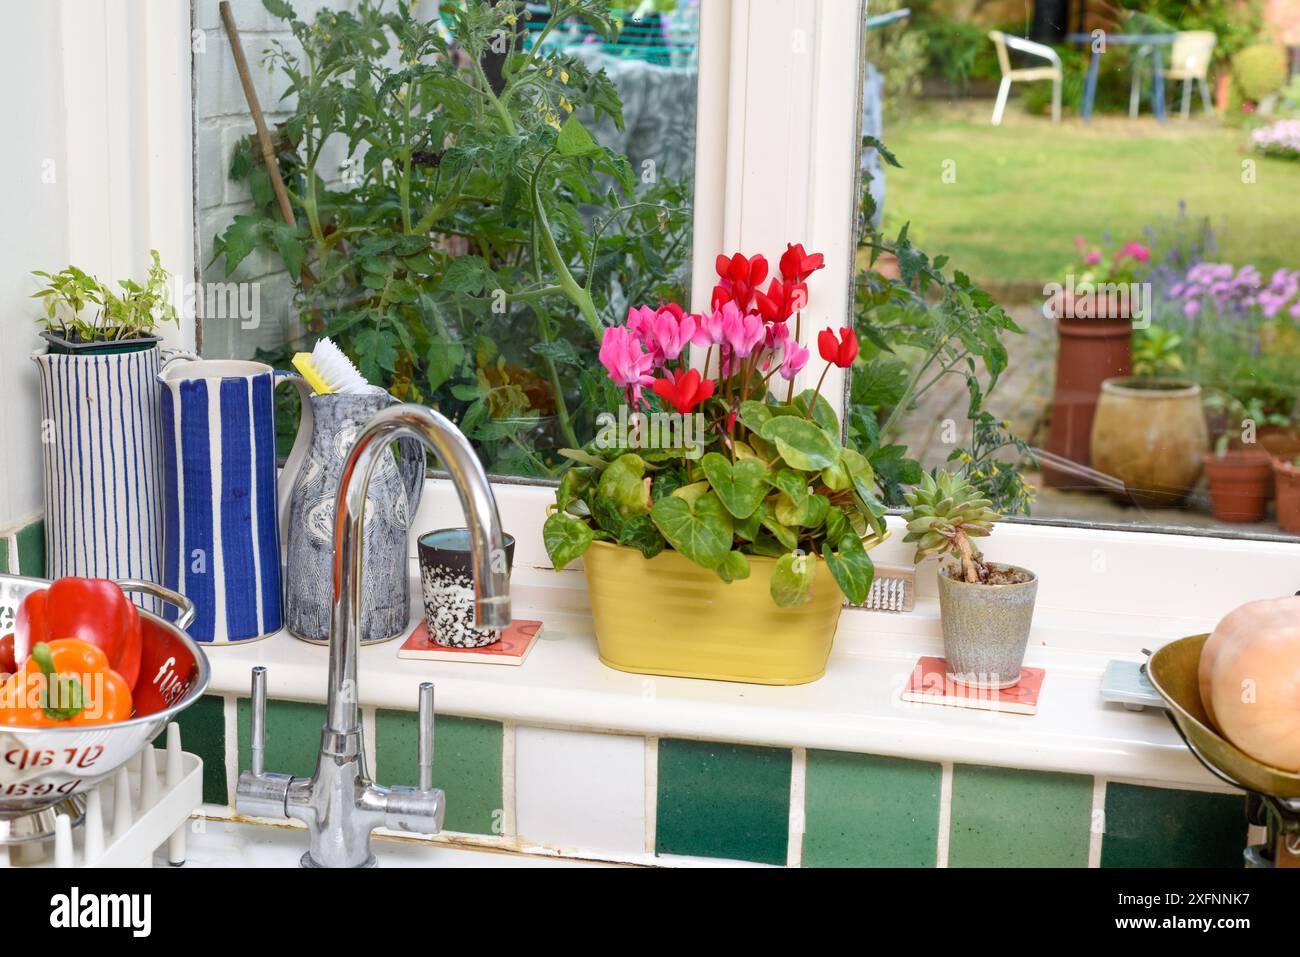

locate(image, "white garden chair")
(1165, 30), (1216, 119)
(989, 30), (1062, 126)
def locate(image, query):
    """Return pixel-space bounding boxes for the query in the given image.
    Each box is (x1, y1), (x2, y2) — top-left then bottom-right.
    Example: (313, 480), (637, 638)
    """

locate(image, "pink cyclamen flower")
(691, 302), (731, 347)
(779, 341), (810, 380)
(646, 308), (698, 363)
(722, 309), (765, 358)
(1085, 251), (1101, 265)
(625, 305), (658, 342)
(599, 325), (655, 407)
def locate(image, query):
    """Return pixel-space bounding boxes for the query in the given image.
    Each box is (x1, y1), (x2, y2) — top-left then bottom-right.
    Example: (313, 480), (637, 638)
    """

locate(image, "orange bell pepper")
(0, 640), (133, 727)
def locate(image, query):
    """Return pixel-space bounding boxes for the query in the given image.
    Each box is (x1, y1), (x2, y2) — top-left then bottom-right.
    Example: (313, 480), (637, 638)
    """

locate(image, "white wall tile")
(514, 726), (645, 858)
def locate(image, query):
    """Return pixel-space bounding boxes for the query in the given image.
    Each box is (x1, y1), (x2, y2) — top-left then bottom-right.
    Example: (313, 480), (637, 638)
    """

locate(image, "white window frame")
(84, 0), (1299, 632)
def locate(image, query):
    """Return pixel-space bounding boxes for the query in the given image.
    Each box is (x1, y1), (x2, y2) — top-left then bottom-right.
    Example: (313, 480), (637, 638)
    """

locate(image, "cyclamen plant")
(544, 244), (889, 609)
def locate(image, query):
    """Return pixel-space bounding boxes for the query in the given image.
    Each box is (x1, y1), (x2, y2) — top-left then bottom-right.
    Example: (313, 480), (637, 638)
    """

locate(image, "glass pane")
(194, 0), (697, 476)
(851, 2), (1300, 539)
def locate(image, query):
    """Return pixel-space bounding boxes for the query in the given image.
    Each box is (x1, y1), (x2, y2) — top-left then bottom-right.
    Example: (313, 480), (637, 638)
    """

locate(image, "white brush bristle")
(861, 569), (915, 613)
(312, 337), (369, 394)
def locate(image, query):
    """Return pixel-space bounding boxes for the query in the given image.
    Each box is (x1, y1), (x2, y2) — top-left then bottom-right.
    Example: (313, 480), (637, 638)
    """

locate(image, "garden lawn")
(876, 102), (1300, 291)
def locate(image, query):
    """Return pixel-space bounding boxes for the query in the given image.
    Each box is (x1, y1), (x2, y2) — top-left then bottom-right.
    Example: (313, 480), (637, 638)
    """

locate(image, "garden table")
(1065, 32), (1178, 123)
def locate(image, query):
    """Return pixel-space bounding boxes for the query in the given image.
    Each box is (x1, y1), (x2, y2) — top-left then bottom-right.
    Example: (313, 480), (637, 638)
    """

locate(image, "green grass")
(877, 102), (1300, 288)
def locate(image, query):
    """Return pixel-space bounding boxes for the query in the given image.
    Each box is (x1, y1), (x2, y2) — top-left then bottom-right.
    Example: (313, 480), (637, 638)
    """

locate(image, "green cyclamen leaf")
(714, 551), (751, 583)
(618, 514), (666, 560)
(822, 534), (875, 606)
(699, 452), (769, 519)
(650, 492), (734, 570)
(770, 552), (817, 607)
(542, 512), (594, 571)
(759, 416), (840, 471)
(597, 453), (649, 518)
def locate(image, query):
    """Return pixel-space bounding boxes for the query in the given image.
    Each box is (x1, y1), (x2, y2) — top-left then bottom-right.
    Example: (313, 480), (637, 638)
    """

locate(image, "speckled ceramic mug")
(418, 528), (516, 647)
(937, 564), (1038, 689)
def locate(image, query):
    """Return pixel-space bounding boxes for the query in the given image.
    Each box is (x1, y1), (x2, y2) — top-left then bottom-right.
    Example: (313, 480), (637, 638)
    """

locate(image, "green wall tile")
(237, 698), (326, 780)
(16, 521), (44, 578)
(375, 709), (503, 836)
(1102, 784), (1245, 868)
(155, 694), (228, 806)
(803, 751), (941, 867)
(949, 764), (1092, 867)
(656, 738), (791, 865)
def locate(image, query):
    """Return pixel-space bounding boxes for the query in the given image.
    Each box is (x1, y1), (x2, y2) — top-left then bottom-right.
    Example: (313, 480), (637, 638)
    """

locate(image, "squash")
(1198, 596), (1300, 772)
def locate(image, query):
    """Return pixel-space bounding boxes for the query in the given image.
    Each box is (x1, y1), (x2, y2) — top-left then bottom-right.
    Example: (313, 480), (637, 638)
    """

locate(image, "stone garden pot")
(1090, 377), (1208, 507)
(937, 564), (1039, 689)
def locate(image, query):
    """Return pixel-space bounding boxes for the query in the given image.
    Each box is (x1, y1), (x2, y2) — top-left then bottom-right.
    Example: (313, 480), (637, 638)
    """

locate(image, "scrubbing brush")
(292, 337), (369, 395)
(862, 565), (916, 612)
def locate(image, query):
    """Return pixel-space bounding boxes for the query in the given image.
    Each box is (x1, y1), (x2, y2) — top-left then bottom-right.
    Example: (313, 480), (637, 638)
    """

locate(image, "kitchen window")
(178, 0), (1298, 623)
(194, 0), (701, 478)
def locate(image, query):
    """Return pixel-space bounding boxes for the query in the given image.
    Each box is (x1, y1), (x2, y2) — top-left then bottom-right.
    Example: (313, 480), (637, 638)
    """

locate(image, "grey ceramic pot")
(284, 388), (425, 645)
(936, 564), (1038, 689)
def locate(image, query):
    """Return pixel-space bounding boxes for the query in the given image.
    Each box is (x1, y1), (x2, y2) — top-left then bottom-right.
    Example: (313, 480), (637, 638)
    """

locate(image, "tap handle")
(418, 682), (434, 792)
(251, 666), (267, 777)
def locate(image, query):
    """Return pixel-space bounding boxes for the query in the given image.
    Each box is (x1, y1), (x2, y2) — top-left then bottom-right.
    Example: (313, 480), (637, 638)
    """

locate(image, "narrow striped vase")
(33, 348), (164, 607)
(158, 359), (312, 644)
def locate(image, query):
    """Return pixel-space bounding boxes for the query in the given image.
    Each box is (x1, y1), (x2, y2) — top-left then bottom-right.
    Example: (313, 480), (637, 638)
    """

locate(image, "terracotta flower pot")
(1275, 458), (1300, 535)
(1202, 449), (1274, 523)
(1257, 425), (1300, 462)
(1090, 378), (1208, 507)
(1042, 296), (1132, 489)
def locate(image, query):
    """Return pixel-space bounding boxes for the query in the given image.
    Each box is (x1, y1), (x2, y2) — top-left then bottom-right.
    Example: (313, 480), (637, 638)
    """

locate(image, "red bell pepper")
(13, 578), (142, 689)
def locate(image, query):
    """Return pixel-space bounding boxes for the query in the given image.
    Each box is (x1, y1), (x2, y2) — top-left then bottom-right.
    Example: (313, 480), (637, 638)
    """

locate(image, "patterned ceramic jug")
(283, 387), (425, 645)
(158, 358), (314, 644)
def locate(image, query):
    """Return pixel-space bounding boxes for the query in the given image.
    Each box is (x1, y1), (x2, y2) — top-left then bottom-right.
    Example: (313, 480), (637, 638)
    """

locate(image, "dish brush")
(292, 337), (369, 395)
(861, 565), (915, 612)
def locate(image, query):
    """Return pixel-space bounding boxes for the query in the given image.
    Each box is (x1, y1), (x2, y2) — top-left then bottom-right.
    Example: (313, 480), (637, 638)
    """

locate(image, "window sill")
(201, 565), (1229, 792)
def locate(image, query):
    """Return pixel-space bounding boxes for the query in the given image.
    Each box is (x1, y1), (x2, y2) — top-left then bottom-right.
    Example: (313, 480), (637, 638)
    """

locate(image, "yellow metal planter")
(582, 540), (843, 685)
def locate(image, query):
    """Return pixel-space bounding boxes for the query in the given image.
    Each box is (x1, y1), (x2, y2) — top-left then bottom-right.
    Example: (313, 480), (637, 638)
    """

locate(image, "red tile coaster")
(397, 619), (543, 666)
(900, 656), (1045, 715)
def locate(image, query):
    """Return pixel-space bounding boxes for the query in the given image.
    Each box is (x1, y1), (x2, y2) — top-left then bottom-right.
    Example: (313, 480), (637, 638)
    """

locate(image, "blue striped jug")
(158, 358), (312, 644)
(32, 347), (166, 604)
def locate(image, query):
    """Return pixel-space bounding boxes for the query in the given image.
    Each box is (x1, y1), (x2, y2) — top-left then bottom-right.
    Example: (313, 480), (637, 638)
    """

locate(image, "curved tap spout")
(328, 403), (511, 733)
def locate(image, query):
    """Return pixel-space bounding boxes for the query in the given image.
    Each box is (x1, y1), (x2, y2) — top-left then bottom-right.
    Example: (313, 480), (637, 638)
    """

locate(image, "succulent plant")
(902, 469), (1001, 584)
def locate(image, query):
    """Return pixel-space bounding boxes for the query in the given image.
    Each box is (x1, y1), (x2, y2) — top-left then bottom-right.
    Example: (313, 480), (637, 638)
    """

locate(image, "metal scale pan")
(1147, 634), (1300, 867)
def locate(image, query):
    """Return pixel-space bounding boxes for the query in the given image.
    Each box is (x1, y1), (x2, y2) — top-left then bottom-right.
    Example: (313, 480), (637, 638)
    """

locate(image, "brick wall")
(194, 0), (357, 360)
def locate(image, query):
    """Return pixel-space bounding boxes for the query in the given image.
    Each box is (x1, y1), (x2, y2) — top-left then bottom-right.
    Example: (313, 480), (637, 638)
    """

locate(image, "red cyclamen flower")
(652, 368), (715, 415)
(779, 243), (825, 283)
(817, 327), (859, 368)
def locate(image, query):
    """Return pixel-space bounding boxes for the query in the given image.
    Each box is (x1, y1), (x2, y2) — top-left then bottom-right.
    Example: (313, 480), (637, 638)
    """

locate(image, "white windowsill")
(196, 475), (1300, 792)
(201, 568), (1225, 792)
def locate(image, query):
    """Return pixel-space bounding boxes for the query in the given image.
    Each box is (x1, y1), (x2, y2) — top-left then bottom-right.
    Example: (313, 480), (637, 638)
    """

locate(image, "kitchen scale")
(1146, 635), (1300, 868)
